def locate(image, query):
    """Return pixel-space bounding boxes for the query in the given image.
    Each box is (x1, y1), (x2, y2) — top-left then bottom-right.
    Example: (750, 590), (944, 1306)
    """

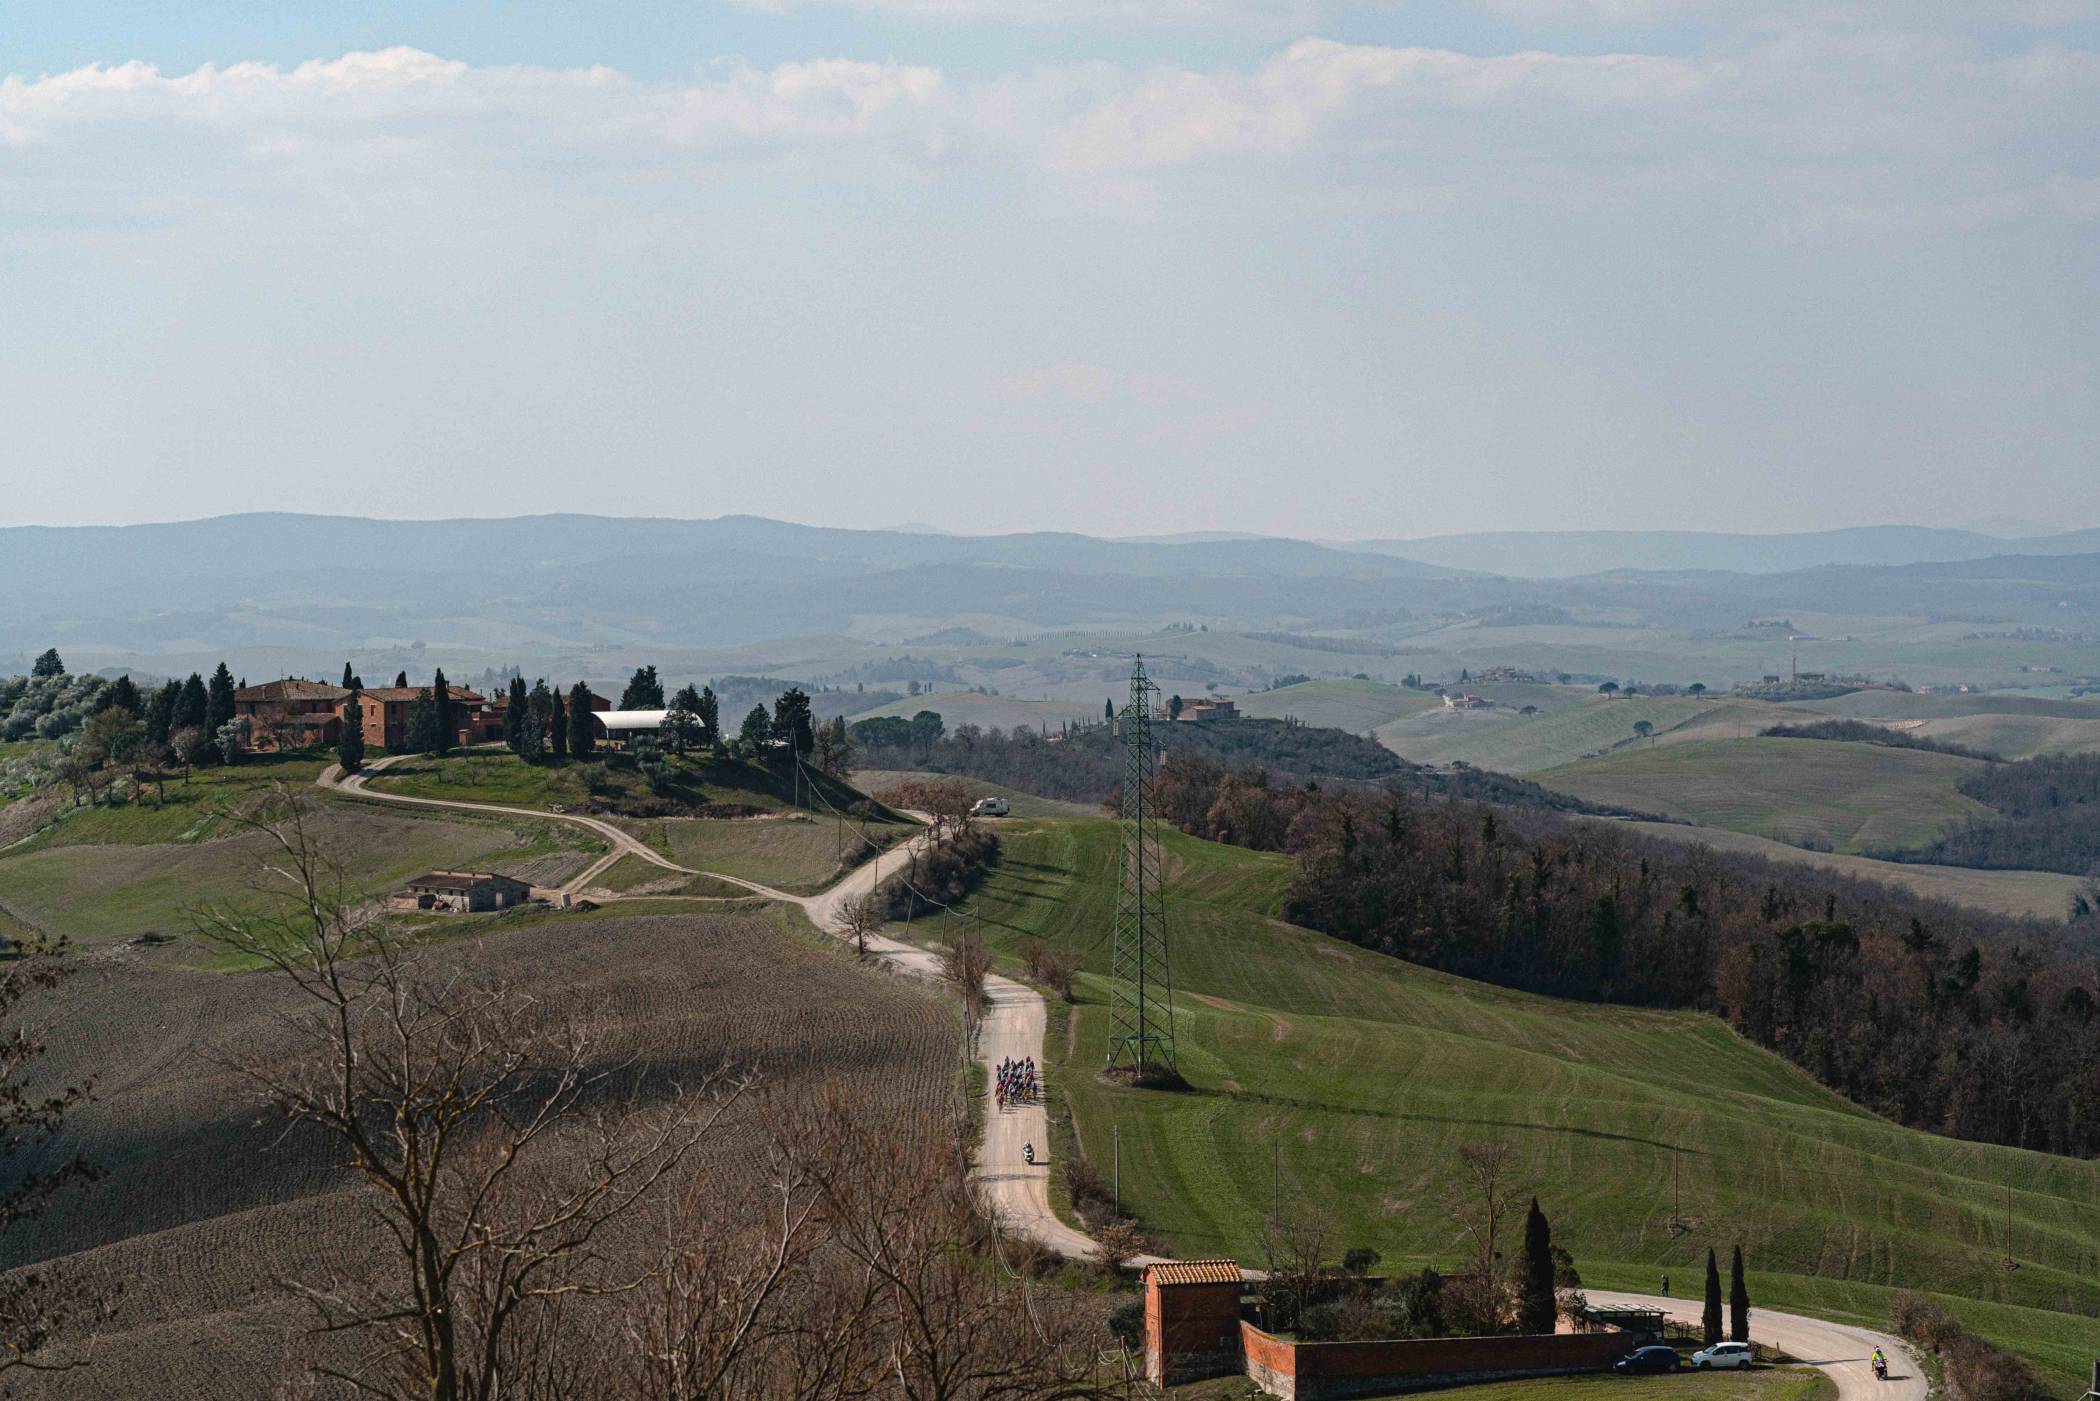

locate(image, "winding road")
(315, 757), (1085, 1256)
(317, 760), (1935, 1395)
(1584, 1291), (1923, 1401)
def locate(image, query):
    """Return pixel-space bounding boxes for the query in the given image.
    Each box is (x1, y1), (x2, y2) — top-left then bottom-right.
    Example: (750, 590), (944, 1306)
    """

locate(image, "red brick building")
(342, 686), (490, 752)
(234, 679), (349, 750)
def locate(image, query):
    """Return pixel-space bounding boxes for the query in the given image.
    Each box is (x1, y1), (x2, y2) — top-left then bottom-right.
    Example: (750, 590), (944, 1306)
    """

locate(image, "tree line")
(1149, 752), (2100, 1157)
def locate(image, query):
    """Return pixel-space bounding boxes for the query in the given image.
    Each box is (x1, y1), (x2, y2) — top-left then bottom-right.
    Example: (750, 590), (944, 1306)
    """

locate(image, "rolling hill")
(1231, 677), (1442, 733)
(1537, 737), (1994, 854)
(1376, 695), (1797, 775)
(925, 817), (2100, 1392)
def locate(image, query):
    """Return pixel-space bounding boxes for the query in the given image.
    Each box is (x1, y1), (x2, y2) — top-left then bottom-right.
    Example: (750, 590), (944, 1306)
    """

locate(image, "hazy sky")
(3, 2), (2096, 538)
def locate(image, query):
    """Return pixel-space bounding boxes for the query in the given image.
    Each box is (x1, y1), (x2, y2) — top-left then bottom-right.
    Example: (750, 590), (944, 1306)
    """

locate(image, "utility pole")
(1113, 1124), (1121, 1217)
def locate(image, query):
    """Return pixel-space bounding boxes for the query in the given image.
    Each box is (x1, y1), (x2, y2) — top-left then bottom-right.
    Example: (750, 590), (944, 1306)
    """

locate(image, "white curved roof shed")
(595, 709), (669, 734)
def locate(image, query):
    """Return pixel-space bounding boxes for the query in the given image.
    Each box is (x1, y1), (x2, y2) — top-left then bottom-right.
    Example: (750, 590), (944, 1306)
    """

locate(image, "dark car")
(1614, 1345), (1682, 1375)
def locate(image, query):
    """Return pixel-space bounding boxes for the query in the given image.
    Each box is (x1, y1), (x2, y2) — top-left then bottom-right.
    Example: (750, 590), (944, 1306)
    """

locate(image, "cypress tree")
(1702, 1248), (1723, 1345)
(1729, 1245), (1750, 1343)
(698, 685), (719, 751)
(146, 679), (181, 745)
(207, 662), (237, 733)
(406, 688), (438, 755)
(1519, 1199), (1557, 1334)
(338, 696), (366, 774)
(176, 673), (210, 732)
(395, 670), (409, 689)
(107, 674), (141, 716)
(548, 687), (568, 763)
(505, 675), (529, 753)
(1105, 697), (1114, 721)
(567, 682), (595, 760)
(341, 661), (355, 689)
(431, 669), (453, 756)
(518, 680), (550, 762)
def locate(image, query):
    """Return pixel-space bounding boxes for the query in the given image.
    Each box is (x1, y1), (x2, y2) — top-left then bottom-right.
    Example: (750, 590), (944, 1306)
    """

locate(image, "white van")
(970, 797), (1011, 818)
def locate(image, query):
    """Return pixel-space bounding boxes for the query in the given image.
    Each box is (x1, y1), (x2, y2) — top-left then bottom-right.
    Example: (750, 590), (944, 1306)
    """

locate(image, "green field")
(915, 818), (2100, 1391)
(1602, 820), (2087, 922)
(615, 811), (907, 894)
(1233, 679), (1441, 734)
(13, 751), (330, 849)
(366, 746), (884, 818)
(1376, 696), (1796, 775)
(855, 768), (1103, 820)
(855, 690), (1108, 734)
(1538, 738), (1994, 854)
(0, 803), (595, 951)
(587, 853), (756, 899)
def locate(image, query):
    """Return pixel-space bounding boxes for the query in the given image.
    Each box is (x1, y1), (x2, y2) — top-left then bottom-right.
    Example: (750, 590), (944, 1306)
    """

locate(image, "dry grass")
(2, 909), (957, 1400)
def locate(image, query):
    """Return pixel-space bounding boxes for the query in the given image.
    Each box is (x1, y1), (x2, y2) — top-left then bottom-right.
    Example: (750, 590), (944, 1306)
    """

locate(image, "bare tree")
(0, 937), (104, 1383)
(196, 793), (748, 1401)
(1447, 1139), (1523, 1333)
(938, 930), (993, 1042)
(837, 894), (884, 961)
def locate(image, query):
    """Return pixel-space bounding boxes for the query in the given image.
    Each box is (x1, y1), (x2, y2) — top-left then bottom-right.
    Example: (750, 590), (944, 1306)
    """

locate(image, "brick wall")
(1240, 1321), (1625, 1401)
(1145, 1280), (1246, 1386)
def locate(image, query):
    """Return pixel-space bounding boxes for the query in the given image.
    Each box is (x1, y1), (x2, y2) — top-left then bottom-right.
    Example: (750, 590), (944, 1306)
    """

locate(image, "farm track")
(316, 760), (1091, 1261)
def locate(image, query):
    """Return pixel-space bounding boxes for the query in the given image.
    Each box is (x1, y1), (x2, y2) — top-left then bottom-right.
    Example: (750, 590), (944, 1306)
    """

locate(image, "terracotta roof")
(236, 679), (348, 702)
(1145, 1260), (1243, 1286)
(406, 870), (527, 892)
(355, 686), (485, 704)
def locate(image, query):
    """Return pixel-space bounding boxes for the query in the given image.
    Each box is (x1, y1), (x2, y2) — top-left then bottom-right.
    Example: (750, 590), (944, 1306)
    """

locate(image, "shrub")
(1106, 1300), (1144, 1352)
(1892, 1292), (2047, 1401)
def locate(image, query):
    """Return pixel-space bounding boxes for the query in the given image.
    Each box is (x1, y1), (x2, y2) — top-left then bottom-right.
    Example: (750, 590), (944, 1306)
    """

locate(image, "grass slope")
(614, 811), (906, 894)
(918, 818), (2100, 1390)
(1601, 820), (2087, 923)
(1377, 697), (1796, 775)
(855, 691), (1108, 733)
(1233, 679), (1441, 734)
(367, 746), (884, 817)
(1538, 738), (1993, 854)
(0, 754), (601, 950)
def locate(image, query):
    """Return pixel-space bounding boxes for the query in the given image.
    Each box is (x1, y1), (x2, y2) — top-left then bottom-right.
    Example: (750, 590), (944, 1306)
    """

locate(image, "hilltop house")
(1442, 692), (1491, 710)
(235, 679), (349, 750)
(347, 686), (495, 751)
(1174, 698), (1237, 722)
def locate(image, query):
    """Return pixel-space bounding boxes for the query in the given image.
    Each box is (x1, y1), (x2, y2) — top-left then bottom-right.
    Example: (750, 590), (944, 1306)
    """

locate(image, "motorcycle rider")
(1023, 1142), (1036, 1165)
(1871, 1347), (1887, 1379)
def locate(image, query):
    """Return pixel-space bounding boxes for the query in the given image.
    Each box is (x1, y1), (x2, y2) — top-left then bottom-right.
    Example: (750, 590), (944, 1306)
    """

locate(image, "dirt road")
(1584, 1291), (1924, 1401)
(315, 765), (1088, 1252)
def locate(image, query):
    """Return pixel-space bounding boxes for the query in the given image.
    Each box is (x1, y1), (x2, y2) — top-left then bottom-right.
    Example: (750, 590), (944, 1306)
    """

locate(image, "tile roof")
(1146, 1260), (1244, 1286)
(236, 678), (349, 702)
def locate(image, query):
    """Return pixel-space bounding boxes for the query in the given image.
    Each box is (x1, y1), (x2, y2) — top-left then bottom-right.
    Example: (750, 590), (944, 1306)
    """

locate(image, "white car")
(970, 797), (1010, 817)
(1690, 1341), (1754, 1370)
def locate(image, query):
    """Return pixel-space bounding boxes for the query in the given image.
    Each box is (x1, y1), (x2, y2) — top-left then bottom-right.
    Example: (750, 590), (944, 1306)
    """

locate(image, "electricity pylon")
(1105, 656), (1175, 1078)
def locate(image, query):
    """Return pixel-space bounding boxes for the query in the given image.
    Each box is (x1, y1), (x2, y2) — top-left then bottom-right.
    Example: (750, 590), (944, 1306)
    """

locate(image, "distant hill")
(1340, 525), (2100, 578)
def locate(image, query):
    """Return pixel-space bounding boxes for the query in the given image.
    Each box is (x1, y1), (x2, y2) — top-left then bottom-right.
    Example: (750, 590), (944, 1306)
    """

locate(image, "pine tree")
(207, 662), (237, 733)
(505, 675), (529, 753)
(697, 685), (720, 751)
(567, 682), (596, 760)
(341, 661), (355, 689)
(338, 696), (366, 774)
(663, 685), (703, 754)
(1729, 1245), (1750, 1343)
(738, 705), (772, 756)
(1519, 1199), (1557, 1334)
(1702, 1248), (1723, 1345)
(431, 669), (454, 756)
(107, 674), (141, 716)
(176, 673), (210, 733)
(771, 687), (814, 762)
(31, 648), (64, 678)
(548, 687), (568, 764)
(619, 665), (664, 710)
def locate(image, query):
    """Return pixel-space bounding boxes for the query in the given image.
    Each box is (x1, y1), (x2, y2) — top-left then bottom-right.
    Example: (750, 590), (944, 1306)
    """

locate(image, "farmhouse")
(235, 678), (349, 750)
(390, 870), (533, 913)
(347, 685), (495, 750)
(1174, 698), (1237, 722)
(1441, 692), (1491, 710)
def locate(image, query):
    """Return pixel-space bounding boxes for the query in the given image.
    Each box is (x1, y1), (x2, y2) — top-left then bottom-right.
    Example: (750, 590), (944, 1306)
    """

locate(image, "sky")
(2, 1), (2097, 539)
